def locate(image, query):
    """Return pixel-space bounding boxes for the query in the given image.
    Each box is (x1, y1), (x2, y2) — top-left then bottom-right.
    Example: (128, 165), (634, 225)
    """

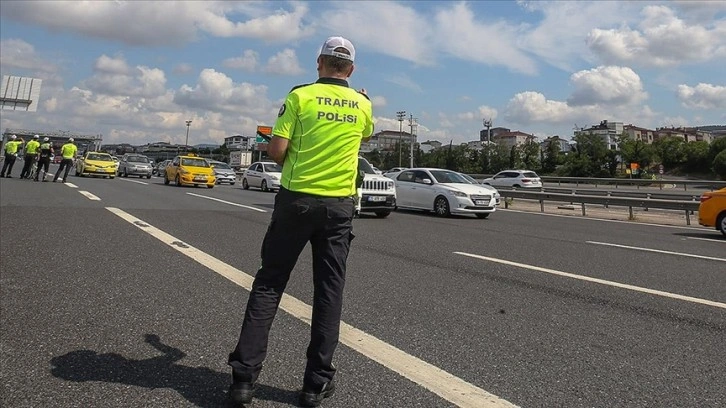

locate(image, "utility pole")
(483, 118), (492, 167)
(185, 120), (192, 152)
(396, 110), (406, 167)
(408, 114), (418, 168)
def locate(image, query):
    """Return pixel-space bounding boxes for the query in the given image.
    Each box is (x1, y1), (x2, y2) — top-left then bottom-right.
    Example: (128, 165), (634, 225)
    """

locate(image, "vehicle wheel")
(146, 175), (151, 179)
(207, 185), (214, 189)
(513, 184), (521, 188)
(434, 196), (451, 217)
(475, 213), (490, 219)
(375, 210), (391, 218)
(261, 180), (268, 192)
(175, 175), (182, 187)
(242, 178), (249, 190)
(718, 212), (726, 236)
(110, 176), (115, 179)
(230, 182), (236, 186)
(164, 175), (170, 185)
(124, 169), (129, 178)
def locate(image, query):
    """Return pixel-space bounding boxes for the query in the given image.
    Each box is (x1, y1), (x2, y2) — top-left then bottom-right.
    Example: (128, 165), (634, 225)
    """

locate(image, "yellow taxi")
(698, 187), (726, 236)
(164, 153), (216, 188)
(75, 152), (116, 178)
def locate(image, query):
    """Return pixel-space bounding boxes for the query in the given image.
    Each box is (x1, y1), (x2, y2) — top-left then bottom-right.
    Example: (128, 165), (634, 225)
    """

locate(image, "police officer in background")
(1, 135), (24, 178)
(227, 36), (373, 407)
(53, 138), (77, 183)
(35, 137), (54, 181)
(20, 134), (41, 179)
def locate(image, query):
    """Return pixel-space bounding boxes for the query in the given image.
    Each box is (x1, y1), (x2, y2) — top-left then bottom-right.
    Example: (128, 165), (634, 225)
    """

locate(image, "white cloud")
(385, 74), (423, 93)
(222, 50), (259, 71)
(370, 95), (387, 108)
(586, 5), (726, 67)
(568, 66), (647, 106)
(173, 68), (272, 114)
(0, 38), (57, 73)
(677, 83), (726, 109)
(82, 55), (167, 98)
(264, 49), (304, 76)
(0, 1), (315, 46)
(506, 91), (578, 123)
(172, 63), (194, 75)
(321, 2), (536, 73)
(456, 105), (498, 122)
(94, 54), (131, 75)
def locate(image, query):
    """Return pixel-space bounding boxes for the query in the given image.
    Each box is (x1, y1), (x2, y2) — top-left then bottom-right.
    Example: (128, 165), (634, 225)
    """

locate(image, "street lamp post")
(483, 118), (492, 167)
(408, 114), (418, 168)
(396, 111), (406, 167)
(185, 120), (192, 152)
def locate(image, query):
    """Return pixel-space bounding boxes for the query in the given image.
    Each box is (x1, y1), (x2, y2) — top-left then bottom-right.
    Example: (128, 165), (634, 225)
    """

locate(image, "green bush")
(713, 150), (726, 180)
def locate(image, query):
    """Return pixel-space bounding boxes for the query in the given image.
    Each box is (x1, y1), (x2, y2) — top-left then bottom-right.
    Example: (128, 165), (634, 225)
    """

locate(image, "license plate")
(368, 196), (387, 202)
(194, 177), (206, 182)
(475, 200), (488, 205)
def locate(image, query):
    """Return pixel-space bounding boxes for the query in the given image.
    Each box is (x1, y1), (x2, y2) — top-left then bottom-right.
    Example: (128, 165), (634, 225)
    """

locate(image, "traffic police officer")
(20, 134), (41, 179)
(1, 135), (24, 178)
(228, 36), (374, 407)
(35, 137), (54, 181)
(53, 138), (77, 183)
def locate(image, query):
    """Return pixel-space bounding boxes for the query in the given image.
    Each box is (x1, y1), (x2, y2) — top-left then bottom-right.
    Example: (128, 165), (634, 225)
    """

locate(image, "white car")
(390, 168), (498, 218)
(356, 157), (396, 218)
(242, 161), (282, 192)
(209, 160), (237, 185)
(482, 170), (542, 189)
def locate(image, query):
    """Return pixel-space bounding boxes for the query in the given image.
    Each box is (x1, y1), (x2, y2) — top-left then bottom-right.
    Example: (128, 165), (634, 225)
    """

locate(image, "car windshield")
(182, 158), (209, 167)
(460, 173), (478, 184)
(87, 153), (113, 161)
(358, 158), (376, 174)
(128, 156), (149, 163)
(429, 170), (471, 184)
(522, 171), (539, 178)
(263, 163), (282, 172)
(212, 162), (231, 170)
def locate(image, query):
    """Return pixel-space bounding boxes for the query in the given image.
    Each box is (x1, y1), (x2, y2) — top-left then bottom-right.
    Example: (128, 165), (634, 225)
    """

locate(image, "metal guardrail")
(498, 189), (701, 225)
(469, 175), (726, 191)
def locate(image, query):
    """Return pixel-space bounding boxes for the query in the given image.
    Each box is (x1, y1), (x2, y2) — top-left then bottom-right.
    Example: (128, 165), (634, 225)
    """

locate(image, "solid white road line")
(686, 236), (726, 244)
(118, 178), (149, 185)
(78, 191), (101, 201)
(499, 208), (707, 231)
(586, 241), (726, 262)
(186, 192), (267, 213)
(106, 207), (517, 408)
(64, 182), (78, 188)
(454, 251), (726, 310)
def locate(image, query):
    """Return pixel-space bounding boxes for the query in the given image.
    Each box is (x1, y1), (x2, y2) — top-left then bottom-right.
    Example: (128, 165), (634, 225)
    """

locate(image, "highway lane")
(2, 175), (725, 408)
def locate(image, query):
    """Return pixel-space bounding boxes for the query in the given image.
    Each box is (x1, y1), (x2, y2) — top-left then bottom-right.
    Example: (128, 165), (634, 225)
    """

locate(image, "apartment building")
(539, 136), (571, 152)
(577, 120), (623, 150)
(360, 130), (414, 153)
(224, 135), (254, 150)
(623, 125), (655, 144)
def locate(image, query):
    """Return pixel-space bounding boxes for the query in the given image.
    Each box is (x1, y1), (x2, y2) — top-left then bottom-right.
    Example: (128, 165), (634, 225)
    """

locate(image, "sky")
(1, 0), (725, 147)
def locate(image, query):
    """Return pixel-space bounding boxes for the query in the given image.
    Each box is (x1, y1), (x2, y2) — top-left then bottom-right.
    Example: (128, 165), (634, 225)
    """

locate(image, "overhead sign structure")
(256, 125), (272, 144)
(1, 75), (42, 112)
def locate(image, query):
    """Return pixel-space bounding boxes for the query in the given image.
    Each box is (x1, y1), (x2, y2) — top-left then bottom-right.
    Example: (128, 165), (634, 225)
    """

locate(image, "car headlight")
(270, 175), (279, 180)
(451, 191), (468, 198)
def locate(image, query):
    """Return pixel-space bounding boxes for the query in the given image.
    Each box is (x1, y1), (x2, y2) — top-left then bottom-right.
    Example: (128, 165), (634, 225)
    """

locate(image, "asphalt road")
(1, 168), (724, 408)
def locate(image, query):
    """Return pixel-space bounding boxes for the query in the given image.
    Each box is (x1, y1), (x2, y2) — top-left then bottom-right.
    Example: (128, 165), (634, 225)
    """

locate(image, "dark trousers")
(54, 159), (73, 182)
(35, 158), (50, 180)
(20, 154), (37, 179)
(229, 188), (355, 389)
(1, 153), (16, 176)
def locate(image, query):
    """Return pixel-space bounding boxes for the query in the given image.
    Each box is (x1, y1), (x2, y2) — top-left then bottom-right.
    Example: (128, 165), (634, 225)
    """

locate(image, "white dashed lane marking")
(186, 192), (267, 212)
(454, 251), (726, 310)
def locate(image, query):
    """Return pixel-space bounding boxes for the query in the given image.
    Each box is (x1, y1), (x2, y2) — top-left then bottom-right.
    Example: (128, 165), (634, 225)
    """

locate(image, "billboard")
(1, 75), (42, 112)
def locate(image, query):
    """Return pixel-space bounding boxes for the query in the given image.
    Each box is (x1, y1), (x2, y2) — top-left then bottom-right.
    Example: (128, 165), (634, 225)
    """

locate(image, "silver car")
(209, 160), (237, 185)
(118, 154), (153, 178)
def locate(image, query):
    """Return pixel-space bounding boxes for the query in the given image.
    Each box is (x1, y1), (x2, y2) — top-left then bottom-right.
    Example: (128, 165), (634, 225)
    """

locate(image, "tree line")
(361, 133), (726, 180)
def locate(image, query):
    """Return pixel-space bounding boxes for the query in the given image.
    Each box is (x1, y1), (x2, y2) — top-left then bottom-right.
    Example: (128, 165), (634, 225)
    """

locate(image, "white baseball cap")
(319, 36), (355, 62)
(68, 137), (74, 142)
(43, 137), (50, 142)
(34, 134), (40, 139)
